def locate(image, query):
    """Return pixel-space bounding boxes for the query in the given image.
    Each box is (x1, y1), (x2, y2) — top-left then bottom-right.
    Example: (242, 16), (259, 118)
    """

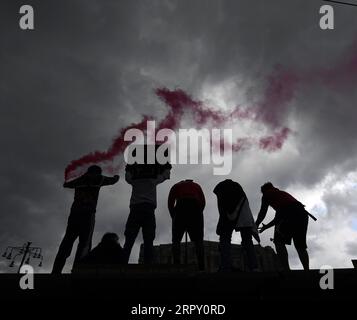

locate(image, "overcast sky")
(1, 0), (357, 273)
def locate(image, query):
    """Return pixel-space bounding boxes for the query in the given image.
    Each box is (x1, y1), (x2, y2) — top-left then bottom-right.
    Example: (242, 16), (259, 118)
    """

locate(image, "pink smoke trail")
(64, 87), (290, 180)
(64, 39), (357, 180)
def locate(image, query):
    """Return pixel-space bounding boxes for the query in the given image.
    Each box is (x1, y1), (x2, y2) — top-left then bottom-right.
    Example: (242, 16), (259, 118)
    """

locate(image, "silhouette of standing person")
(256, 182), (311, 271)
(123, 164), (170, 264)
(168, 179), (206, 270)
(52, 165), (119, 274)
(214, 179), (259, 272)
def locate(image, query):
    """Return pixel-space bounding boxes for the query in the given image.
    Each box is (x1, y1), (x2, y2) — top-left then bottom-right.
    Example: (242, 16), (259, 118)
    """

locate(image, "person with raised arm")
(123, 162), (171, 264)
(52, 165), (119, 274)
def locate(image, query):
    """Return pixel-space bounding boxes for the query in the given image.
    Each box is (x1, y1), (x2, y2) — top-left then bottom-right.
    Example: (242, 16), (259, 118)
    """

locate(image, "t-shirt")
(213, 179), (246, 216)
(125, 169), (170, 208)
(64, 173), (119, 209)
(168, 180), (206, 214)
(262, 188), (300, 212)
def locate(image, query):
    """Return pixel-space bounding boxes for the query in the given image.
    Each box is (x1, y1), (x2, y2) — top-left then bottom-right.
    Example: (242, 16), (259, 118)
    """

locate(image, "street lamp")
(2, 242), (44, 273)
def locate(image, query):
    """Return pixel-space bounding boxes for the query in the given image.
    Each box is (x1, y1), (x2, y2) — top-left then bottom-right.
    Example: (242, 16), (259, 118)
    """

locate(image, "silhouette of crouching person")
(74, 233), (125, 271)
(52, 165), (119, 274)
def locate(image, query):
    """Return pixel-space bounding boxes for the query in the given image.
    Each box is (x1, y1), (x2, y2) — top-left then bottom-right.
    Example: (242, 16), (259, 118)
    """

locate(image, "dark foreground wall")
(1, 266), (356, 318)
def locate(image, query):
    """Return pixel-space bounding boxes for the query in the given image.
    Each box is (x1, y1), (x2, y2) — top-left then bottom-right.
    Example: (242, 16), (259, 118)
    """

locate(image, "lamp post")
(2, 242), (43, 273)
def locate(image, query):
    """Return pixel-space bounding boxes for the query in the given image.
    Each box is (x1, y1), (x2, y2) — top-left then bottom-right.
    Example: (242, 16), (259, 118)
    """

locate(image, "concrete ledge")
(1, 267), (356, 302)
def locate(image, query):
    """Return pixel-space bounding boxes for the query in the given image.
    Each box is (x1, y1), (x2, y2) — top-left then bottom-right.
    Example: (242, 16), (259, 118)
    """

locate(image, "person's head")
(261, 182), (274, 194)
(101, 233), (119, 245)
(87, 165), (102, 175)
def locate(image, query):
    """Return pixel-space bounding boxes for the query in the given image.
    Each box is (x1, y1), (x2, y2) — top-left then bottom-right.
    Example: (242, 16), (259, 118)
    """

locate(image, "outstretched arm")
(101, 175), (120, 186)
(155, 168), (170, 184)
(63, 176), (85, 189)
(255, 197), (269, 228)
(259, 218), (276, 233)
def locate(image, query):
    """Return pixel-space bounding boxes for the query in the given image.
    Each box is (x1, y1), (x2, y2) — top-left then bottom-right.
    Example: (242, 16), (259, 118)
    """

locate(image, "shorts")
(172, 199), (204, 242)
(274, 204), (309, 249)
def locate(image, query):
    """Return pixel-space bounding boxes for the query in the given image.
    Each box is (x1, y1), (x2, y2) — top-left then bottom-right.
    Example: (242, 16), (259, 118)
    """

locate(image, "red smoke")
(64, 116), (151, 180)
(64, 87), (291, 180)
(257, 66), (299, 127)
(259, 127), (291, 152)
(64, 39), (357, 180)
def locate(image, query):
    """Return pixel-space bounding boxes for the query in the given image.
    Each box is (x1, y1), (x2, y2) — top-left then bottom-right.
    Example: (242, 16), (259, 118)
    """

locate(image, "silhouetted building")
(352, 259), (357, 269)
(139, 241), (280, 272)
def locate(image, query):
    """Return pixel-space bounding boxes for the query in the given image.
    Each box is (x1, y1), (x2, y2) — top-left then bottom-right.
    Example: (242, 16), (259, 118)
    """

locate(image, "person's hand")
(259, 223), (267, 234)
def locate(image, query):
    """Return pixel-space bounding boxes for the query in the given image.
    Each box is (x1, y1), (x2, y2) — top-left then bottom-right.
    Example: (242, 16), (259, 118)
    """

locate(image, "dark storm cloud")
(1, 0), (357, 271)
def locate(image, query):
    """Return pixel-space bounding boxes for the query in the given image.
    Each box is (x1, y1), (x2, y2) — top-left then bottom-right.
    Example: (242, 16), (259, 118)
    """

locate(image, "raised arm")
(155, 168), (170, 185)
(63, 176), (86, 189)
(101, 175), (120, 186)
(255, 196), (269, 228)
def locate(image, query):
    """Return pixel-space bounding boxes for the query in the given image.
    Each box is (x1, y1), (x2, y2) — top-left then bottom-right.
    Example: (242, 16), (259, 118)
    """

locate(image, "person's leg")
(73, 214), (96, 270)
(274, 219), (292, 271)
(142, 205), (156, 264)
(275, 242), (290, 271)
(188, 210), (205, 271)
(274, 230), (290, 271)
(172, 214), (185, 264)
(52, 216), (79, 274)
(193, 239), (205, 271)
(240, 227), (258, 271)
(123, 207), (141, 263)
(296, 247), (309, 270)
(218, 229), (233, 271)
(293, 214), (309, 270)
